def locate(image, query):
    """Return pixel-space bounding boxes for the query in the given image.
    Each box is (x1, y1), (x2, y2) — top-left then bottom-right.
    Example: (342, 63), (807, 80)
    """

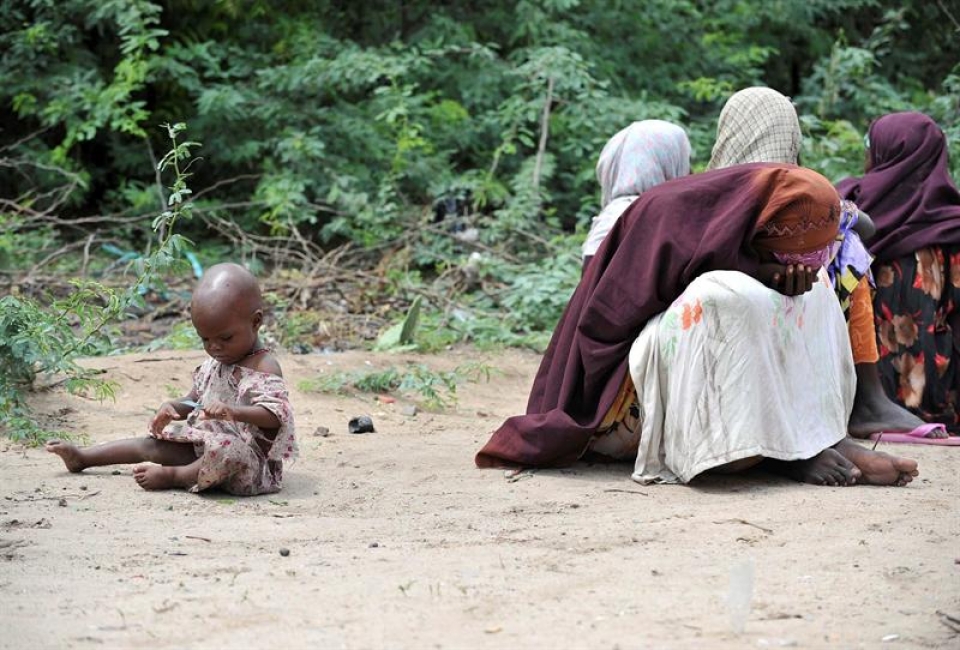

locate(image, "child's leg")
(133, 457), (202, 491)
(46, 437), (197, 473)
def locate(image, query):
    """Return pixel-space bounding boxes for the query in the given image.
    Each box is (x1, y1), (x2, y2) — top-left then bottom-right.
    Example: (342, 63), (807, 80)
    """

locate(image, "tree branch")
(531, 76), (554, 193)
(937, 0), (960, 32)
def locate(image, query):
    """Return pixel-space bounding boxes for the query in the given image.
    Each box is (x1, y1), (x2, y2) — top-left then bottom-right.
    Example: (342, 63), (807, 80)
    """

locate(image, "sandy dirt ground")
(2, 348), (959, 649)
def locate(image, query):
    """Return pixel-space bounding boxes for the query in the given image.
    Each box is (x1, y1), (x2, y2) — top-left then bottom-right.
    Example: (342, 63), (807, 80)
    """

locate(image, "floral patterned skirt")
(152, 422), (283, 496)
(873, 245), (960, 433)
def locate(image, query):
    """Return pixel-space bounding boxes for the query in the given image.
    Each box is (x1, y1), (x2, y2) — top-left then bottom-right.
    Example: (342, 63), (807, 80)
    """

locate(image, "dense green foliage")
(1, 0), (958, 357)
(0, 122), (198, 442)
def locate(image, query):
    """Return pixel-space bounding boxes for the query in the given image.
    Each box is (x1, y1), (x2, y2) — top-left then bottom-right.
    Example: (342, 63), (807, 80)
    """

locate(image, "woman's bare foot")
(847, 399), (935, 438)
(835, 438), (919, 486)
(132, 463), (199, 490)
(848, 364), (941, 438)
(45, 440), (88, 473)
(766, 448), (862, 486)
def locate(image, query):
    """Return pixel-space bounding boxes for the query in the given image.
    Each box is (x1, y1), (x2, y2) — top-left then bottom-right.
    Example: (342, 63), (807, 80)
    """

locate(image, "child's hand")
(150, 402), (184, 435)
(200, 400), (235, 421)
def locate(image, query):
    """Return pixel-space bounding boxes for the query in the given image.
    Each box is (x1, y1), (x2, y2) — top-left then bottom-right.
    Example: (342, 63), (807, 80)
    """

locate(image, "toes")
(830, 466), (850, 485)
(893, 458), (919, 474)
(838, 465), (860, 486)
(811, 472), (830, 486)
(826, 450), (858, 485)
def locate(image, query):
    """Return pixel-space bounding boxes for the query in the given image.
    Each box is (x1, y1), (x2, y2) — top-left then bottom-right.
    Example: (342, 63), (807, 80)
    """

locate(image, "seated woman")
(582, 120), (691, 268)
(838, 112), (960, 437)
(708, 87), (929, 439)
(476, 163), (918, 486)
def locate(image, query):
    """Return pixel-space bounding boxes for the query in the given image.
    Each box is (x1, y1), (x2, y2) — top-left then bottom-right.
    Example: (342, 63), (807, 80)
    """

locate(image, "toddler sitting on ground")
(47, 263), (297, 495)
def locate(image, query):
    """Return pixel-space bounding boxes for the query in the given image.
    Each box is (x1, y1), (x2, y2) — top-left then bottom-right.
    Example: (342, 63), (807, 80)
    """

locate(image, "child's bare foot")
(835, 438), (919, 486)
(45, 440), (87, 473)
(768, 448), (862, 486)
(133, 465), (178, 490)
(132, 463), (199, 490)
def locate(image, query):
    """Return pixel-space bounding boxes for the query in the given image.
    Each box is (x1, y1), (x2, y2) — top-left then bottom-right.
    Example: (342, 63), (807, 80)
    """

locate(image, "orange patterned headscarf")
(750, 166), (840, 254)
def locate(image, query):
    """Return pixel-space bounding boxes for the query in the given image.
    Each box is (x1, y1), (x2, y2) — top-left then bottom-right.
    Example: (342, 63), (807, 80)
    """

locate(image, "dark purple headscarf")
(836, 112), (960, 262)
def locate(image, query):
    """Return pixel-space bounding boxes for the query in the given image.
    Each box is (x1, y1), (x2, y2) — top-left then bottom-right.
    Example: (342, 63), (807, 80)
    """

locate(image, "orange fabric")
(848, 277), (880, 364)
(752, 167), (841, 254)
(598, 374), (636, 431)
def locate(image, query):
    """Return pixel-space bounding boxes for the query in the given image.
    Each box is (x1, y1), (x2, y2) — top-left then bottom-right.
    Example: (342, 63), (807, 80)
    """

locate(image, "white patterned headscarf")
(583, 120), (691, 259)
(708, 87), (801, 170)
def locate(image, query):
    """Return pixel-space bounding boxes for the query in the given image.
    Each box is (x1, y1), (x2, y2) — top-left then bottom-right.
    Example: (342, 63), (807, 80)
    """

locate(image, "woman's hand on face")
(758, 263), (818, 296)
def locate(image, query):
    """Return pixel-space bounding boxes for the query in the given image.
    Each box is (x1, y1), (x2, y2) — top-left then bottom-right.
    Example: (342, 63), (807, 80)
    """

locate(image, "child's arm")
(200, 401), (281, 432)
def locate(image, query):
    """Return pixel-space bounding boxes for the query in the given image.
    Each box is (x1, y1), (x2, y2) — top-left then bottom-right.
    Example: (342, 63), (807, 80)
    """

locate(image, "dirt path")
(2, 349), (958, 649)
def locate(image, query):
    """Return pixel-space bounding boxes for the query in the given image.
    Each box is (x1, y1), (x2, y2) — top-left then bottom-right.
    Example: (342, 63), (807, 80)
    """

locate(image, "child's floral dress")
(152, 358), (298, 495)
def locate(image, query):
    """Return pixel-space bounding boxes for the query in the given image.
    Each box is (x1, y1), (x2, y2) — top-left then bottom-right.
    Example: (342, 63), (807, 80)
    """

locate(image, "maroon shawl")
(836, 112), (960, 263)
(476, 163), (839, 468)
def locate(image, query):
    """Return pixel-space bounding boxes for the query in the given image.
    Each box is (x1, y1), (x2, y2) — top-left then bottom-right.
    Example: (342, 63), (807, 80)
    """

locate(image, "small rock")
(881, 634), (899, 642)
(376, 395), (397, 404)
(368, 542), (379, 548)
(401, 405), (418, 417)
(312, 426), (331, 437)
(279, 548), (290, 557)
(111, 470), (122, 476)
(348, 415), (375, 434)
(57, 498), (67, 507)
(79, 485), (87, 491)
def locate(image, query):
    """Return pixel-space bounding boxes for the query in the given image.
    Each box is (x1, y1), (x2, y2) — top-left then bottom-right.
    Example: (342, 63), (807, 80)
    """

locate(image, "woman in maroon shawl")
(478, 163), (919, 486)
(837, 112), (960, 434)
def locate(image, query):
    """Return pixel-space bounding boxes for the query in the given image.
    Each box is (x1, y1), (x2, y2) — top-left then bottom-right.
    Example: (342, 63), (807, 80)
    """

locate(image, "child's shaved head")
(192, 263), (262, 318)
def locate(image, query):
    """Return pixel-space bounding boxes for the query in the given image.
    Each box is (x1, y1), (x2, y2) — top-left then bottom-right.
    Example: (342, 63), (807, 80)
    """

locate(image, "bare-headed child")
(46, 263), (298, 495)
